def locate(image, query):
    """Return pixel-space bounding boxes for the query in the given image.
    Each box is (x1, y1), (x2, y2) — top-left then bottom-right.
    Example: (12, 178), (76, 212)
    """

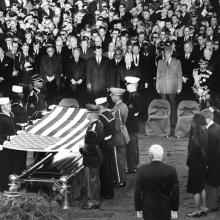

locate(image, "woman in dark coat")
(0, 97), (17, 191)
(186, 114), (208, 217)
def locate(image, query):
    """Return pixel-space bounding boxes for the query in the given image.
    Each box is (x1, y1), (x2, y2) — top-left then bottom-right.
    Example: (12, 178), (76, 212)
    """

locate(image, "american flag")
(3, 107), (89, 152)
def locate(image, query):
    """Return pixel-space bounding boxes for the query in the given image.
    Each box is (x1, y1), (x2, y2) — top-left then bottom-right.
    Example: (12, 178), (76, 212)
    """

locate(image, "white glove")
(171, 211), (178, 219)
(137, 211), (143, 218)
(71, 79), (76, 84)
(0, 145), (3, 151)
(77, 79), (83, 84)
(144, 83), (148, 88)
(182, 76), (188, 83)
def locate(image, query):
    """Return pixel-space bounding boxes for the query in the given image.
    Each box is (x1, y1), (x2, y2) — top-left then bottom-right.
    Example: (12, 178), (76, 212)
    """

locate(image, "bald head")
(148, 144), (164, 161)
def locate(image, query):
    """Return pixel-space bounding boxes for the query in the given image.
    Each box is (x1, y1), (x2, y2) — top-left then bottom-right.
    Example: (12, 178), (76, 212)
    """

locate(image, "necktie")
(135, 56), (138, 65)
(166, 60), (169, 66)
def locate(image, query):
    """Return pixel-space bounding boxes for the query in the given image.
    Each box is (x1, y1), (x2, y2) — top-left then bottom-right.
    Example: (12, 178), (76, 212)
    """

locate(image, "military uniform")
(124, 91), (141, 173)
(80, 116), (104, 208)
(111, 100), (129, 185)
(11, 101), (28, 175)
(0, 109), (17, 191)
(99, 109), (115, 198)
(26, 87), (47, 120)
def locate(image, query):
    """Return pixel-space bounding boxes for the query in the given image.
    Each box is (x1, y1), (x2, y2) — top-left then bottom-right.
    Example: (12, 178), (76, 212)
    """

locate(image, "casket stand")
(3, 106), (89, 209)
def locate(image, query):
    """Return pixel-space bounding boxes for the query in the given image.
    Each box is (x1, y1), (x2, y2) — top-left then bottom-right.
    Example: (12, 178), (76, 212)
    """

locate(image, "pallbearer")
(79, 104), (104, 209)
(124, 76), (141, 174)
(110, 88), (129, 187)
(95, 97), (115, 199)
(0, 97), (17, 191)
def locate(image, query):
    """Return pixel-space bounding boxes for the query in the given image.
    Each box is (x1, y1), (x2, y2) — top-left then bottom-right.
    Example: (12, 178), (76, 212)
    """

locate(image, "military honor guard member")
(26, 74), (47, 120)
(124, 77), (142, 174)
(95, 97), (115, 199)
(79, 104), (104, 209)
(0, 97), (17, 191)
(110, 87), (129, 187)
(10, 85), (28, 174)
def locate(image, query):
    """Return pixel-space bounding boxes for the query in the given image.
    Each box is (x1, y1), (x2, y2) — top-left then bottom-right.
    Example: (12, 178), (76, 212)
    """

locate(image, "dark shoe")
(118, 182), (126, 187)
(186, 210), (202, 217)
(126, 169), (137, 174)
(81, 201), (99, 209)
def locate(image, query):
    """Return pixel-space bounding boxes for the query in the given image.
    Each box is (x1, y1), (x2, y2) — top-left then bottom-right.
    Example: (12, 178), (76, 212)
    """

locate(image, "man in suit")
(80, 37), (94, 60)
(201, 108), (220, 212)
(67, 47), (86, 106)
(40, 43), (62, 105)
(156, 46), (182, 135)
(106, 48), (125, 88)
(0, 45), (14, 96)
(179, 42), (196, 101)
(134, 144), (179, 220)
(86, 46), (109, 99)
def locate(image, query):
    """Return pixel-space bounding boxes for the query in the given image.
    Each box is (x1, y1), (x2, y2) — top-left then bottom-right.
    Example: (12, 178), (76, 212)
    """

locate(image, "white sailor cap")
(0, 97), (10, 105)
(12, 85), (23, 93)
(125, 76), (140, 84)
(95, 97), (108, 105)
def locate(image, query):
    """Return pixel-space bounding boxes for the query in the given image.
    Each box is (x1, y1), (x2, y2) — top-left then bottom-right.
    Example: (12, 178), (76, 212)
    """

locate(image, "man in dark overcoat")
(86, 46), (109, 99)
(134, 144), (180, 220)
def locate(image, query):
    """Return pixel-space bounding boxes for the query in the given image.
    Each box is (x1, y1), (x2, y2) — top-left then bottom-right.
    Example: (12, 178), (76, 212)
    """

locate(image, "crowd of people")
(0, 0), (220, 219)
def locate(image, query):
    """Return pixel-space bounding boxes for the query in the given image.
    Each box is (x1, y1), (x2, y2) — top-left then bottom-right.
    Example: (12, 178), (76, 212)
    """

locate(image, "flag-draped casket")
(3, 107), (89, 206)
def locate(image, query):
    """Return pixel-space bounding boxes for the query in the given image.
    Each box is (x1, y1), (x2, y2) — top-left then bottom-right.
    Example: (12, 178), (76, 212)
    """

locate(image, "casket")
(3, 106), (89, 209)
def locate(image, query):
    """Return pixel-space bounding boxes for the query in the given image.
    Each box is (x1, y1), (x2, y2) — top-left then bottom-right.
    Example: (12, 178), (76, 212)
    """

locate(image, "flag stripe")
(52, 108), (86, 137)
(48, 118), (89, 151)
(35, 107), (69, 135)
(41, 108), (76, 136)
(28, 107), (63, 134)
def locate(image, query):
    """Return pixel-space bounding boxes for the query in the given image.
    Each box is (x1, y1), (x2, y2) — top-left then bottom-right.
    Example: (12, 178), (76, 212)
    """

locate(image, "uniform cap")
(95, 97), (108, 105)
(85, 103), (101, 112)
(12, 85), (23, 93)
(125, 76), (140, 84)
(0, 97), (10, 105)
(109, 87), (126, 96)
(148, 144), (164, 158)
(31, 74), (43, 82)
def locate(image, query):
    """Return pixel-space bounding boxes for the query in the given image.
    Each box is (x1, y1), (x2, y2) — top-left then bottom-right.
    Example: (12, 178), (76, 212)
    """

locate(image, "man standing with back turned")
(134, 144), (179, 220)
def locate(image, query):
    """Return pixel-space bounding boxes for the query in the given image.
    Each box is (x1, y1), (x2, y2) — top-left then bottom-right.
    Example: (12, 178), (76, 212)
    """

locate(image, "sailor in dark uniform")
(95, 97), (115, 199)
(10, 85), (28, 174)
(79, 104), (104, 209)
(0, 97), (17, 191)
(124, 77), (142, 173)
(26, 74), (47, 120)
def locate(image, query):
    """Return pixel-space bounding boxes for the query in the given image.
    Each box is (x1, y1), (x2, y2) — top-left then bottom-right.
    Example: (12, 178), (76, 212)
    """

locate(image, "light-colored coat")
(156, 58), (182, 94)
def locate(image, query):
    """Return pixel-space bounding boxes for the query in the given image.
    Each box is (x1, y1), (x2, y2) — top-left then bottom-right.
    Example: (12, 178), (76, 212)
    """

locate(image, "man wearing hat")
(0, 96), (18, 191)
(26, 74), (47, 120)
(79, 103), (104, 209)
(95, 97), (115, 199)
(110, 87), (129, 187)
(10, 85), (28, 174)
(134, 144), (180, 220)
(156, 45), (182, 135)
(124, 76), (141, 174)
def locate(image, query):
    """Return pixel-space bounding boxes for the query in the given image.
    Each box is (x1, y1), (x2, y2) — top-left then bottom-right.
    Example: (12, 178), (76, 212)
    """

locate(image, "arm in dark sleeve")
(170, 168), (180, 211)
(134, 169), (143, 211)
